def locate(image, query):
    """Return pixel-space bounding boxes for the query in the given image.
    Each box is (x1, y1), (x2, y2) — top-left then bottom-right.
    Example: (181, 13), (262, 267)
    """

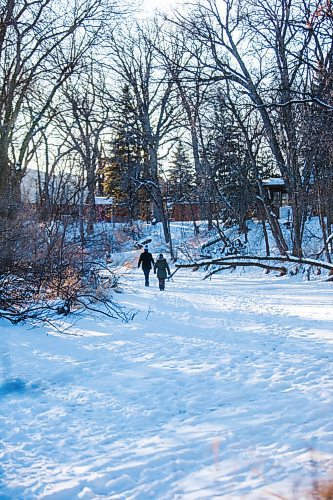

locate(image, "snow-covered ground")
(1, 258), (333, 499)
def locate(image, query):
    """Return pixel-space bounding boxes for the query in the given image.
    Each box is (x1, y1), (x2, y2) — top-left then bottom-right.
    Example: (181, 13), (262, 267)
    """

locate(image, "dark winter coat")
(154, 257), (170, 279)
(138, 250), (154, 270)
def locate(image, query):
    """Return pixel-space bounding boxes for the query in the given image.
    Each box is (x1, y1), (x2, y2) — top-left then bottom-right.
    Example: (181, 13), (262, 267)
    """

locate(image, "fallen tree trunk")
(175, 254), (333, 274)
(204, 262), (287, 279)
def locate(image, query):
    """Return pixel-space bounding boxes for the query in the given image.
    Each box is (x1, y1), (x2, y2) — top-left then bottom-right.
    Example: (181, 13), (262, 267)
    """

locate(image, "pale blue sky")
(141, 0), (181, 15)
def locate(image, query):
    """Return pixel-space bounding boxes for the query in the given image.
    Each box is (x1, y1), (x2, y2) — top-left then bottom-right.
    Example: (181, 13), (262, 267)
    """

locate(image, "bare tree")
(0, 0), (117, 207)
(30, 128), (81, 221)
(174, 0), (332, 258)
(53, 68), (112, 235)
(216, 82), (290, 255)
(155, 27), (215, 227)
(105, 22), (182, 244)
(298, 0), (333, 261)
(0, 0), (121, 271)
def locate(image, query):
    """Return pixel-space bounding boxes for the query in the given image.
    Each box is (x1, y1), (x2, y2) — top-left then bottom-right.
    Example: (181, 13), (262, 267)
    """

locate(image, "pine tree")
(102, 86), (145, 221)
(168, 141), (195, 203)
(205, 96), (257, 232)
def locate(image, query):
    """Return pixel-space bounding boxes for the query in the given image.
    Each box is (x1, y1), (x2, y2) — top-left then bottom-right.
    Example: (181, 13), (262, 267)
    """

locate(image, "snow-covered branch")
(257, 97), (333, 111)
(175, 254), (333, 275)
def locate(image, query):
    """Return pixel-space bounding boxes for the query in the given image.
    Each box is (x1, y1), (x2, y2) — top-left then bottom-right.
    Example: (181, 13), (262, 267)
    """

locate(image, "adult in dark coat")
(138, 245), (155, 287)
(154, 253), (171, 291)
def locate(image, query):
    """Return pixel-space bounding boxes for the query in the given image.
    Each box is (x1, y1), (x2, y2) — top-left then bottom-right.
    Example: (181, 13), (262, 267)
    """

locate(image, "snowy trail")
(1, 268), (333, 499)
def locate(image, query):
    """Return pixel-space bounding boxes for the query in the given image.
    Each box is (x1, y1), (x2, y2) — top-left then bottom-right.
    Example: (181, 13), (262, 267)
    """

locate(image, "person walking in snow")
(154, 253), (171, 291)
(138, 245), (155, 287)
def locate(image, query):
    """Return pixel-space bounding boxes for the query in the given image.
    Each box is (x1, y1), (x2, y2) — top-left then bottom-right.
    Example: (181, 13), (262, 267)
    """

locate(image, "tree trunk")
(317, 186), (332, 263)
(85, 161), (96, 235)
(262, 220), (270, 257)
(0, 147), (10, 206)
(0, 154), (22, 272)
(257, 186), (289, 256)
(0, 139), (22, 214)
(151, 184), (170, 244)
(327, 178), (333, 255)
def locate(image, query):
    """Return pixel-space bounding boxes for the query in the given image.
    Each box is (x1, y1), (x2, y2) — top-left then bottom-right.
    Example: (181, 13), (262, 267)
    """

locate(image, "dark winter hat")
(144, 245), (148, 250)
(159, 253), (163, 258)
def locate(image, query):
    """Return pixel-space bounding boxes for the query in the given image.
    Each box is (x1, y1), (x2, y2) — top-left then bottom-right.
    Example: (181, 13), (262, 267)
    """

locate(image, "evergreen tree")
(102, 86), (145, 221)
(205, 96), (257, 232)
(168, 141), (196, 203)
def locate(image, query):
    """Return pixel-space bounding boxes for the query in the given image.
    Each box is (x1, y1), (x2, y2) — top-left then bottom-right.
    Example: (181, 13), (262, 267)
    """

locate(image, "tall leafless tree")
(53, 69), (112, 235)
(173, 0), (332, 258)
(0, 0), (117, 208)
(0, 0), (121, 270)
(105, 22), (182, 244)
(155, 27), (215, 227)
